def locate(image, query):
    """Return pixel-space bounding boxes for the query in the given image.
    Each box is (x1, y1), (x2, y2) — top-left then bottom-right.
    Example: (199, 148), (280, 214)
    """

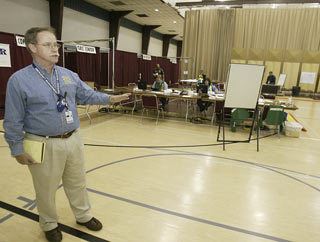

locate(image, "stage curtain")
(122, 51), (138, 86)
(150, 57), (180, 85)
(100, 52), (109, 88)
(114, 50), (124, 87)
(65, 47), (101, 84)
(0, 31), (33, 112)
(12, 34), (32, 72)
(0, 32), (15, 109)
(114, 50), (138, 87)
(138, 58), (152, 85)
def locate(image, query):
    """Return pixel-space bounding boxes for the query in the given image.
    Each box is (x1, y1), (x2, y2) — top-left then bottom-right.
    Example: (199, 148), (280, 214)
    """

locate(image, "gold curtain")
(182, 9), (236, 82)
(234, 8), (320, 51)
(182, 7), (320, 87)
(181, 10), (200, 79)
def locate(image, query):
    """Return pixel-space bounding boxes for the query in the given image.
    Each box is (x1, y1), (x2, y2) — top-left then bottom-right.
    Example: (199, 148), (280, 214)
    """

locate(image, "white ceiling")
(84, 0), (185, 40)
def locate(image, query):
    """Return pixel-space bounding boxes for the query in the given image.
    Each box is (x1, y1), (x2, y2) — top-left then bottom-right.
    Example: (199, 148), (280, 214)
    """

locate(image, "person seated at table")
(137, 73), (147, 90)
(153, 63), (165, 81)
(151, 75), (168, 110)
(208, 82), (220, 96)
(151, 75), (168, 91)
(197, 70), (206, 85)
(197, 78), (212, 113)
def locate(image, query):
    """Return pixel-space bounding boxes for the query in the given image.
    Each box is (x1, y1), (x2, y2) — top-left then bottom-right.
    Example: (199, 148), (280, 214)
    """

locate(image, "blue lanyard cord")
(32, 64), (60, 96)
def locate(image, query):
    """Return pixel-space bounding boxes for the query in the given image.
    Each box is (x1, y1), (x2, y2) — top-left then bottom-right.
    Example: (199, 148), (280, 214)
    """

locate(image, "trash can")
(292, 86), (300, 96)
(285, 121), (303, 137)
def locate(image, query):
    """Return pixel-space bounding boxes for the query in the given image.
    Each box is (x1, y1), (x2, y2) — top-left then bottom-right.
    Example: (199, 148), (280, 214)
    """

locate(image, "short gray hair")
(24, 27), (56, 51)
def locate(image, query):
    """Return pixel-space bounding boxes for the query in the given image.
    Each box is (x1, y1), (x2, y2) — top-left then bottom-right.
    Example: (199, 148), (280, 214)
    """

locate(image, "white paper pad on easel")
(277, 74), (286, 87)
(300, 72), (316, 84)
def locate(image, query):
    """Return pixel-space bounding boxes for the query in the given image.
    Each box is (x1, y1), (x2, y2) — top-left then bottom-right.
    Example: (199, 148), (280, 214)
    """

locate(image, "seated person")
(137, 73), (147, 90)
(208, 82), (220, 96)
(266, 71), (276, 85)
(151, 75), (168, 109)
(197, 78), (212, 113)
(197, 71), (206, 85)
(151, 75), (168, 91)
(153, 64), (165, 81)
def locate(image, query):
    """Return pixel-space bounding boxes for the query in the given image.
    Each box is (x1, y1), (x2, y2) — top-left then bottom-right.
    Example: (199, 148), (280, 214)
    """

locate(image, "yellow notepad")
(23, 139), (46, 163)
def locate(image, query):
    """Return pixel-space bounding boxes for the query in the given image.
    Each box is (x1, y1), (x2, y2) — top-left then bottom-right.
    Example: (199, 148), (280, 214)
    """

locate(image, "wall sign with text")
(142, 54), (151, 61)
(15, 36), (26, 47)
(0, 43), (11, 67)
(76, 44), (96, 54)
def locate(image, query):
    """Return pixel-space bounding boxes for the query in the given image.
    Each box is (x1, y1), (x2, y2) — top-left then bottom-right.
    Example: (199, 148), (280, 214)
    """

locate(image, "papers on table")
(209, 93), (225, 100)
(180, 79), (198, 83)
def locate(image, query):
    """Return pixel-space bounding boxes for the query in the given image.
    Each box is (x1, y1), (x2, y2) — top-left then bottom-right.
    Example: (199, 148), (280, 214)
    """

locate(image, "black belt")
(32, 130), (76, 139)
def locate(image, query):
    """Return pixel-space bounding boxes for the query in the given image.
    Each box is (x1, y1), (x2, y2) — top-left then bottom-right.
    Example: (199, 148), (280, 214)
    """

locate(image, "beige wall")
(148, 37), (162, 57)
(62, 7), (109, 45)
(118, 26), (142, 54)
(0, 0), (176, 56)
(168, 43), (177, 58)
(0, 0), (49, 35)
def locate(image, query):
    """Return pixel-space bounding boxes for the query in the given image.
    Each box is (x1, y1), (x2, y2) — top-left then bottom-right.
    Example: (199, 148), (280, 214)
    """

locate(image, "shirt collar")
(32, 61), (56, 76)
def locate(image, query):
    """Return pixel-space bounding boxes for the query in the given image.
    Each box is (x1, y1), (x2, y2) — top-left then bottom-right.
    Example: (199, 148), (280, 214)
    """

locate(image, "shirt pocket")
(62, 83), (77, 104)
(26, 94), (51, 106)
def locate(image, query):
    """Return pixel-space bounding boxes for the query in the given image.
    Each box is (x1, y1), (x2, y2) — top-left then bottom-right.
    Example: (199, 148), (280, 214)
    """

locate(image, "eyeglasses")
(36, 42), (62, 49)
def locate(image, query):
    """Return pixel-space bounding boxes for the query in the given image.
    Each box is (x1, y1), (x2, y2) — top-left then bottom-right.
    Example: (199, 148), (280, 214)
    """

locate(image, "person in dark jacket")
(137, 73), (147, 90)
(266, 71), (276, 85)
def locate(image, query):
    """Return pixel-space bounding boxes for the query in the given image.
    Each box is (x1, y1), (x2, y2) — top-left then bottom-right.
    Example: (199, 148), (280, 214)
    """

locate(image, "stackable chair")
(141, 94), (164, 125)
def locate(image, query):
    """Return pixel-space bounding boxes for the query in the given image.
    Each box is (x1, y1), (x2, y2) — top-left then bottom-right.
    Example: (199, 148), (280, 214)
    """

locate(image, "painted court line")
(0, 201), (109, 242)
(87, 188), (291, 242)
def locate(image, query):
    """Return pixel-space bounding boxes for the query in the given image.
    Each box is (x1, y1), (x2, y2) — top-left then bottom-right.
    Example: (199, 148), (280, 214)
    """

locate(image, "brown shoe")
(45, 227), (62, 242)
(76, 217), (103, 231)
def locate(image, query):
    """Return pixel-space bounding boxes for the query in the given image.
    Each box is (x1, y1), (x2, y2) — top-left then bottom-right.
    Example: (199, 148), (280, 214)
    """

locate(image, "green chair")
(264, 105), (286, 134)
(230, 108), (250, 132)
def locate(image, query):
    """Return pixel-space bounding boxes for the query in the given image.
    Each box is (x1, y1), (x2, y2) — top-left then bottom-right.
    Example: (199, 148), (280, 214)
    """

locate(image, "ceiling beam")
(176, 40), (183, 57)
(109, 10), (133, 49)
(142, 25), (161, 55)
(176, 0), (320, 7)
(49, 0), (64, 40)
(162, 34), (177, 57)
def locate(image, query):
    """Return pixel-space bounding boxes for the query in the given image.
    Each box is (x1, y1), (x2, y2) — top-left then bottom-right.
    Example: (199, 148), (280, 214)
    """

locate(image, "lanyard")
(32, 63), (60, 96)
(32, 64), (68, 112)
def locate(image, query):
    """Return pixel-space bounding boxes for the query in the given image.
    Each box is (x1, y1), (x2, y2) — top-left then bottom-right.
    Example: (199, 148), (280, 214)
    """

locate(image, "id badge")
(65, 110), (74, 124)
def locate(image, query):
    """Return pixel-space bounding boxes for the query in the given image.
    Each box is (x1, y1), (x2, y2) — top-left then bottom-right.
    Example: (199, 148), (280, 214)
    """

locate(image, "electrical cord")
(0, 130), (277, 149)
(83, 132), (277, 148)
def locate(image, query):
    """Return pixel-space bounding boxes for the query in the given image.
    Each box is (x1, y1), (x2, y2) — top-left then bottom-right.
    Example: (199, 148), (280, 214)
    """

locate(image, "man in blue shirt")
(151, 75), (168, 91)
(151, 75), (168, 109)
(4, 27), (130, 242)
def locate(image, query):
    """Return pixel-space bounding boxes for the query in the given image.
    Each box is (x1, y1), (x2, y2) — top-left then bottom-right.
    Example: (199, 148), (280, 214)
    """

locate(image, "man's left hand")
(110, 93), (131, 103)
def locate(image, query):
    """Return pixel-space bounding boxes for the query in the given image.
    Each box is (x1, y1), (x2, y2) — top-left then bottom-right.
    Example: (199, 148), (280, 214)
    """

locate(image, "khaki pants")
(27, 130), (92, 231)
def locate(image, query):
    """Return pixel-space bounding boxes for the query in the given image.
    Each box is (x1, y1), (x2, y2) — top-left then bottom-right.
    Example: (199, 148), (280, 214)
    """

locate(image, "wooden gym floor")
(0, 98), (319, 242)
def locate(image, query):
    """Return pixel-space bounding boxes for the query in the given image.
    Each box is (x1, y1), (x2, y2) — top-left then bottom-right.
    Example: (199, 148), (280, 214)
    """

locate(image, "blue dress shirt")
(4, 62), (109, 156)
